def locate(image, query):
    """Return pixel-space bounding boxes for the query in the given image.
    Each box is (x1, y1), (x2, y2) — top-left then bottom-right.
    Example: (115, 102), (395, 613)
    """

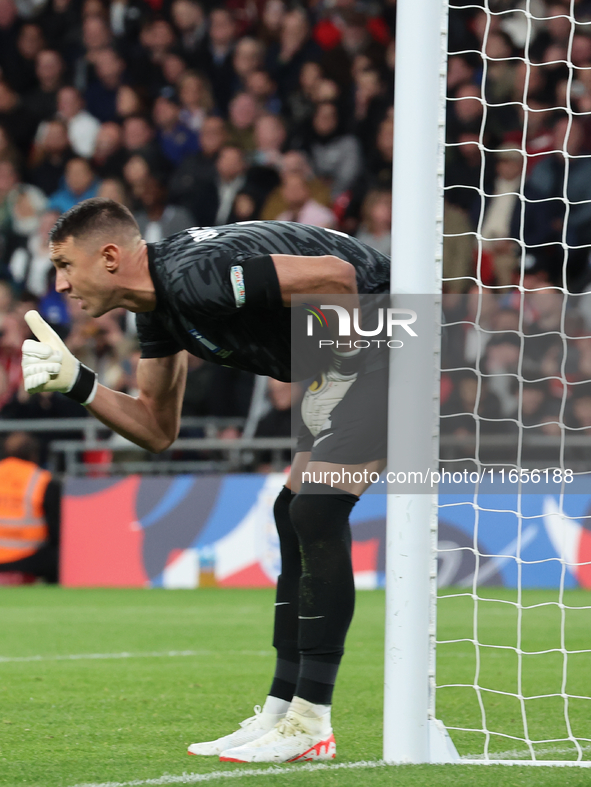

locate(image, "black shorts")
(295, 366), (388, 465)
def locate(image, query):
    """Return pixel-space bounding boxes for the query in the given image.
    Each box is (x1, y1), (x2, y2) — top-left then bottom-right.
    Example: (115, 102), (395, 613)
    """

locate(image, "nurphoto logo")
(304, 304), (418, 349)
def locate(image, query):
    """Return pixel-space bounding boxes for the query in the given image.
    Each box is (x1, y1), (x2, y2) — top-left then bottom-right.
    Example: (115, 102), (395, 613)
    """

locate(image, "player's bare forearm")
(85, 353), (188, 453)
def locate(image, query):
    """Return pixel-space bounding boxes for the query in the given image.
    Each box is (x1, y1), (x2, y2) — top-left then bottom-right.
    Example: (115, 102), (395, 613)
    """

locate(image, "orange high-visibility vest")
(0, 457), (51, 563)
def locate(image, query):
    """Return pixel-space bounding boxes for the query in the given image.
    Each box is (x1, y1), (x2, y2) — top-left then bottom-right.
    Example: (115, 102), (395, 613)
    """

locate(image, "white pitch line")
(68, 761), (387, 787)
(66, 754), (591, 787)
(0, 650), (273, 664)
(463, 744), (591, 761)
(460, 760), (591, 767)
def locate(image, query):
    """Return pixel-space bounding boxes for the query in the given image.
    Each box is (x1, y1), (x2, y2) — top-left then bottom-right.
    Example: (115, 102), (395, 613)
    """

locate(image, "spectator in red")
(313, 4), (390, 53)
(319, 10), (387, 92)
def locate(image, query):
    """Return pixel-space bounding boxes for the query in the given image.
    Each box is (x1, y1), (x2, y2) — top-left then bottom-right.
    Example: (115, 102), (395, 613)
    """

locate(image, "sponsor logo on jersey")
(187, 328), (233, 358)
(230, 265), (246, 308)
(187, 228), (219, 243)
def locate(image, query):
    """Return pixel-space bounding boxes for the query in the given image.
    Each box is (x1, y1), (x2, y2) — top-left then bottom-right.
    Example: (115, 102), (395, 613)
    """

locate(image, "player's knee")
(274, 485), (294, 533)
(289, 492), (318, 546)
(290, 483), (358, 548)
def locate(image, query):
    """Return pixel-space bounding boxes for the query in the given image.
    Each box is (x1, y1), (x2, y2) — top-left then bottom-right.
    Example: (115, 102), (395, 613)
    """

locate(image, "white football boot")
(219, 698), (336, 763)
(188, 697), (289, 756)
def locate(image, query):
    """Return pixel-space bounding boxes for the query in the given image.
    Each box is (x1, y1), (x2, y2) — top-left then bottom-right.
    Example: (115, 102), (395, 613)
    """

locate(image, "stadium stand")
(2, 0), (591, 475)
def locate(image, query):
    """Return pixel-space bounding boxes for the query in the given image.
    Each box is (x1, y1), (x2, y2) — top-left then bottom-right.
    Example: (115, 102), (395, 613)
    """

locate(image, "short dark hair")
(3, 432), (40, 463)
(49, 198), (140, 245)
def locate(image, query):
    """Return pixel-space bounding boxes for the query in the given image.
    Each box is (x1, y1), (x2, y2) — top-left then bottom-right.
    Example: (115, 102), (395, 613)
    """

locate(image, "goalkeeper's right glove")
(21, 310), (98, 405)
(300, 348), (360, 437)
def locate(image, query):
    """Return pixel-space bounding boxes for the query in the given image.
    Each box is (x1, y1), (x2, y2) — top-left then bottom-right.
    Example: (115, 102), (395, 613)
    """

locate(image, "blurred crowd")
(2, 0), (591, 467)
(445, 0), (591, 293)
(0, 0), (395, 456)
(441, 288), (591, 465)
(442, 0), (591, 463)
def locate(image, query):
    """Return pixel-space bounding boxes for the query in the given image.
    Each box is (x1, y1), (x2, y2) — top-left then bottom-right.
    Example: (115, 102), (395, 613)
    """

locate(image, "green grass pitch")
(1, 586), (591, 787)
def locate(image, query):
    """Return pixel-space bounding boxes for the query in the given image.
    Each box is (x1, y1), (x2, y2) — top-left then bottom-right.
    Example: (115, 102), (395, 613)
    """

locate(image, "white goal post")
(385, 0), (591, 767)
(385, 0), (452, 765)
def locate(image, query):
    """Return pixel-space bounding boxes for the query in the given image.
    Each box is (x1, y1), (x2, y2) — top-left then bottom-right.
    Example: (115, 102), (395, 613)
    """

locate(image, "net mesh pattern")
(435, 0), (591, 762)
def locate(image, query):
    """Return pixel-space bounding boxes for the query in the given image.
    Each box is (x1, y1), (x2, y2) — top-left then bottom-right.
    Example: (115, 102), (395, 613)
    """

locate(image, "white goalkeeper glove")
(21, 310), (98, 405)
(301, 348), (360, 437)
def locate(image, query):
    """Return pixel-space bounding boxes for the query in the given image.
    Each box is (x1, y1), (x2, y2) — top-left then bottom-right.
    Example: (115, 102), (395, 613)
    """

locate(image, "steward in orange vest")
(0, 432), (60, 583)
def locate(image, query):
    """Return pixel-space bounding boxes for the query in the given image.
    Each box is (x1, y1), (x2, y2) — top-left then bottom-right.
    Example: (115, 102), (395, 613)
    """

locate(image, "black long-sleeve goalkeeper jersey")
(136, 220), (390, 382)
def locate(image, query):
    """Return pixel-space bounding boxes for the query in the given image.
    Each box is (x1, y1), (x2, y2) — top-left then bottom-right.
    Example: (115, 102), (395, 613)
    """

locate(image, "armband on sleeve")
(231, 254), (283, 310)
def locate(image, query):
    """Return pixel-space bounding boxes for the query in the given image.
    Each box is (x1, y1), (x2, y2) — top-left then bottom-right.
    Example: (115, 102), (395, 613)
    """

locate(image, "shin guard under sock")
(269, 485), (300, 701)
(289, 483), (358, 705)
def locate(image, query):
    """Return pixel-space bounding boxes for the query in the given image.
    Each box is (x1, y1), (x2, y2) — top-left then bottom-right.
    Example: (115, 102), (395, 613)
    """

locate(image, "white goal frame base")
(429, 719), (460, 764)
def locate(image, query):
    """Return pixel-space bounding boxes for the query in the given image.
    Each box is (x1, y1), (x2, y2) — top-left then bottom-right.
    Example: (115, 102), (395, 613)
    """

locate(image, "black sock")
(289, 483), (358, 706)
(269, 486), (300, 702)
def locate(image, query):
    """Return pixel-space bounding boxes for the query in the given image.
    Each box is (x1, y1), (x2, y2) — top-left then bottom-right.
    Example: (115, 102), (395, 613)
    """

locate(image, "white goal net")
(436, 0), (591, 764)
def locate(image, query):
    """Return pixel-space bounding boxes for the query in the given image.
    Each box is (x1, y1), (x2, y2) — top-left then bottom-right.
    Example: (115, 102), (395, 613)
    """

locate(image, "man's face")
(51, 236), (116, 317)
(65, 159), (94, 195)
(200, 118), (226, 155)
(123, 118), (152, 150)
(216, 148), (244, 181)
(58, 87), (82, 119)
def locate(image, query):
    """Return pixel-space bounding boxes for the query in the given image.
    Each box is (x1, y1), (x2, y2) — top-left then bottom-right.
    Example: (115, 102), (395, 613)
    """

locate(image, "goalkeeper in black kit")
(21, 198), (390, 764)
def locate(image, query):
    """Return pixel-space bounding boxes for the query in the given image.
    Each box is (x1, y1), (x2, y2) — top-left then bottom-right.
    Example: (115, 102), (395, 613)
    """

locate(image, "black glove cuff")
(331, 348), (361, 376)
(64, 363), (97, 405)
